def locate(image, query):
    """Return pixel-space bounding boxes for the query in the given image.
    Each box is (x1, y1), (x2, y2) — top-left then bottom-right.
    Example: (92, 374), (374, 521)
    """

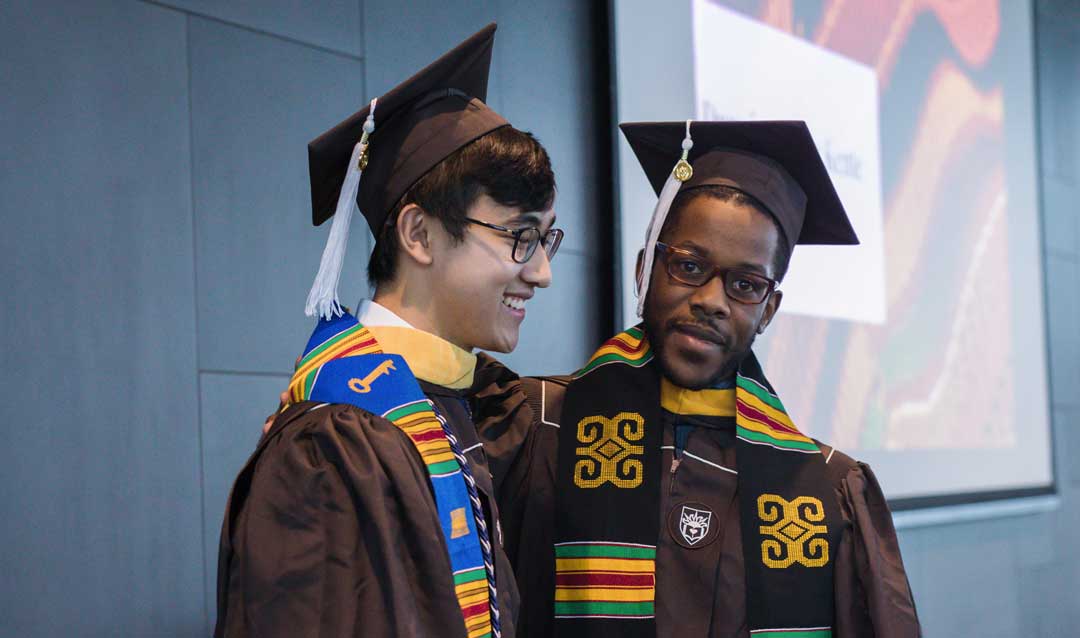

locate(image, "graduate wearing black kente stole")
(490, 122), (920, 637)
(215, 25), (562, 638)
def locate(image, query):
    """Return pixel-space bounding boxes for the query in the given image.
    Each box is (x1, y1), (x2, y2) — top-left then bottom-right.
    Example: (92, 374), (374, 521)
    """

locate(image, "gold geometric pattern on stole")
(573, 412), (646, 488)
(757, 494), (830, 568)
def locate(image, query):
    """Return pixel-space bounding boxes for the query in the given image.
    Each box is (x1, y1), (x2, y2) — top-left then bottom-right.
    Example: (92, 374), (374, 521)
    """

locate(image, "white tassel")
(636, 119), (693, 317)
(305, 98), (378, 320)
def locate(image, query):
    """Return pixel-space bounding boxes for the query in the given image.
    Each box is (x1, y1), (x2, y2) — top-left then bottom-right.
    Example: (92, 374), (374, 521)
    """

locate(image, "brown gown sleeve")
(469, 354), (533, 495)
(835, 462), (922, 638)
(220, 420), (352, 637)
(215, 403), (469, 638)
(492, 377), (564, 638)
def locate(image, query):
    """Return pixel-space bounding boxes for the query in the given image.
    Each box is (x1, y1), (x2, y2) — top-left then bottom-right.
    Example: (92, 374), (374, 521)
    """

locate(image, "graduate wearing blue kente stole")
(215, 23), (560, 638)
(216, 301), (528, 638)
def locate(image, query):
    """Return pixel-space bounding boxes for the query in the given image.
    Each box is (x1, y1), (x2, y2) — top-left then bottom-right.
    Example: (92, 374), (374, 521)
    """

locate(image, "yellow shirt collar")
(364, 325), (476, 390)
(356, 299), (476, 389)
(660, 377), (736, 417)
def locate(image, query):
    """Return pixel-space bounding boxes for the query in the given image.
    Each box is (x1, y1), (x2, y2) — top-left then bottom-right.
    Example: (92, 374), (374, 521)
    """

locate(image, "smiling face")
(643, 193), (784, 389)
(427, 193), (556, 353)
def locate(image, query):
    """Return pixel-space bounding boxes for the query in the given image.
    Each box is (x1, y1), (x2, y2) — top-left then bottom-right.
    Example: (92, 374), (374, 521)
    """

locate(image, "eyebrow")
(674, 241), (770, 275)
(507, 211), (541, 224)
(509, 211), (556, 229)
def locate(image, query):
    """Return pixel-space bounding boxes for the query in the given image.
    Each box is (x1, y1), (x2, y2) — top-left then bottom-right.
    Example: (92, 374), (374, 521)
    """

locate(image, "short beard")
(642, 310), (757, 390)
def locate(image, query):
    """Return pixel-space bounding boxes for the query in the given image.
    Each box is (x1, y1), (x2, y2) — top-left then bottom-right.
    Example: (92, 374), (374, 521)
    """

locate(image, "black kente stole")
(554, 326), (840, 637)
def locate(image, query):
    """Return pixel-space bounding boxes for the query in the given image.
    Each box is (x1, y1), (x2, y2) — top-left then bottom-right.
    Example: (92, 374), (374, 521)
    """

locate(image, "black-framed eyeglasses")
(464, 217), (564, 264)
(654, 241), (777, 305)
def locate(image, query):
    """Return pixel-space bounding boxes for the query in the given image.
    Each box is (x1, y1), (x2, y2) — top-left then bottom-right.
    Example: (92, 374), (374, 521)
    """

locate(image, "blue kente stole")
(287, 312), (494, 637)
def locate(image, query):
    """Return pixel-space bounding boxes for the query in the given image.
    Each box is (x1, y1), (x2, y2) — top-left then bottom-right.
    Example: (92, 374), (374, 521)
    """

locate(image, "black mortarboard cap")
(307, 23), (509, 231)
(619, 120), (858, 249)
(303, 24), (509, 320)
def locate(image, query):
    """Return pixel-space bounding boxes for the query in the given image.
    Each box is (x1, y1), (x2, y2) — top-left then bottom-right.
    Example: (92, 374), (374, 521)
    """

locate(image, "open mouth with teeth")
(502, 295), (527, 311)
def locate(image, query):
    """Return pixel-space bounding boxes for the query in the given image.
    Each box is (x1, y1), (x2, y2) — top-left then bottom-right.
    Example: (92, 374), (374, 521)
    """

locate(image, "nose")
(521, 244), (553, 288)
(688, 273), (730, 319)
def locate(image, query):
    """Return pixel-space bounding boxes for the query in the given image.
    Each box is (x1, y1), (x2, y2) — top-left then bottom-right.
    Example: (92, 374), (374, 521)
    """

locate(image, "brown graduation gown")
(214, 354), (522, 638)
(487, 376), (921, 638)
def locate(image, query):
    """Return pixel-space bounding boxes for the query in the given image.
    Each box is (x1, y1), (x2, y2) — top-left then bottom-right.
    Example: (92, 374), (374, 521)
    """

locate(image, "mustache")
(665, 319), (728, 346)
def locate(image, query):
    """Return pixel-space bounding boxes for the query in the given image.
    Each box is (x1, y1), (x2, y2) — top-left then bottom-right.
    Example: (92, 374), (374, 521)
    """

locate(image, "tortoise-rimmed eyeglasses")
(465, 217), (564, 264)
(654, 241), (778, 305)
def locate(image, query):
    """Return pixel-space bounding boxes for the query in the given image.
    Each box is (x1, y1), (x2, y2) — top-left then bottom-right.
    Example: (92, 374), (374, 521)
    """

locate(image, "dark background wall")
(0, 0), (1076, 635)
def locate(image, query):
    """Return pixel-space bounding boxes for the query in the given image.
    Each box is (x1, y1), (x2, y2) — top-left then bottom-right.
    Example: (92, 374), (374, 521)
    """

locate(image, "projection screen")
(611, 0), (1053, 507)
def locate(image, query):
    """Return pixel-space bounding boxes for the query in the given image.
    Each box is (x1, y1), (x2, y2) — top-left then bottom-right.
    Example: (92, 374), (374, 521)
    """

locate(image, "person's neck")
(372, 282), (471, 351)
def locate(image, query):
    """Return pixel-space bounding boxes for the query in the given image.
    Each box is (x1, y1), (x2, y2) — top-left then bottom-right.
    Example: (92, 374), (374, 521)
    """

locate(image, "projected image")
(614, 0), (1051, 502)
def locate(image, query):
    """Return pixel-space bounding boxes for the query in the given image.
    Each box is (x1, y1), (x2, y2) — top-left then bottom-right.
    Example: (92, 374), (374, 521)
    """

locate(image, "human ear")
(395, 204), (434, 266)
(757, 289), (783, 334)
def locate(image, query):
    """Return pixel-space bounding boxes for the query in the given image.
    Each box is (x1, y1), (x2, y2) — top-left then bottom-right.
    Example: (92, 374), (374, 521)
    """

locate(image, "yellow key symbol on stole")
(348, 359), (396, 394)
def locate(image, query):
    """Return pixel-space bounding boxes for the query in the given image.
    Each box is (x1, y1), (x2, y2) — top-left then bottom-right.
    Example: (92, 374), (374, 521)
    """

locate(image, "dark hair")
(661, 184), (792, 282)
(367, 126), (556, 287)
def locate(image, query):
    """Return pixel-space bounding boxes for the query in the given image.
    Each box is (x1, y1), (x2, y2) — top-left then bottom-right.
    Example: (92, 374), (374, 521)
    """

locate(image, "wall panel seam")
(183, 13), (210, 629)
(138, 0), (365, 62)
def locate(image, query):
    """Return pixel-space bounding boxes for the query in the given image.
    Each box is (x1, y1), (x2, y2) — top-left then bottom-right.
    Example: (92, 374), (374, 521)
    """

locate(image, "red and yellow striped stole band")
(554, 541), (656, 619)
(575, 326), (652, 378)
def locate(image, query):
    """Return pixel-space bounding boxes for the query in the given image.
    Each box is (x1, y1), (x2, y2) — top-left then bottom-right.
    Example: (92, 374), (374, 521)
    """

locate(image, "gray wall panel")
(1035, 1), (1080, 182)
(494, 0), (601, 255)
(1059, 406), (1080, 486)
(364, 0), (498, 103)
(1044, 253), (1080, 407)
(904, 522), (1023, 636)
(199, 372), (292, 617)
(1018, 561), (1072, 636)
(190, 17), (368, 374)
(0, 0), (204, 634)
(1042, 176), (1078, 259)
(154, 0), (364, 56)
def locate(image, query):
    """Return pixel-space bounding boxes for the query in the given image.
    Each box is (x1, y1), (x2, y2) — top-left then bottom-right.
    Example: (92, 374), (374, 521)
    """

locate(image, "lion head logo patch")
(679, 506), (712, 545)
(667, 502), (719, 549)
